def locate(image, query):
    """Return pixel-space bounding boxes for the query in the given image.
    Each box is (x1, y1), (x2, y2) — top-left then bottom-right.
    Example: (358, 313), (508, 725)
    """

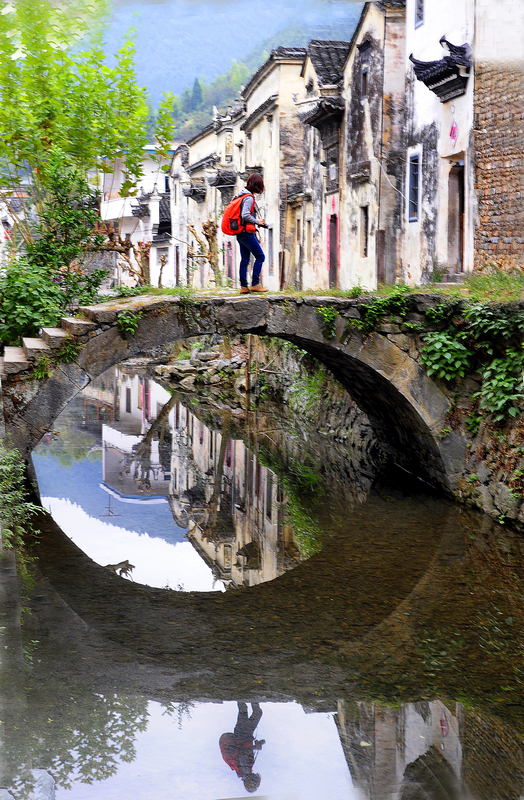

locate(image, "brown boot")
(251, 284), (268, 292)
(239, 286), (250, 294)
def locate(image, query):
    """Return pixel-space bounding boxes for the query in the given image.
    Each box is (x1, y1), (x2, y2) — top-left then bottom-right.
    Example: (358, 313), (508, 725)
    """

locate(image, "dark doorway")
(329, 214), (338, 288)
(447, 164), (464, 272)
(175, 246), (180, 286)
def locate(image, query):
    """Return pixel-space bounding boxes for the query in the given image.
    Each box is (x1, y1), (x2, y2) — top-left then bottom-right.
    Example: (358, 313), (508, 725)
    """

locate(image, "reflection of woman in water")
(219, 702), (265, 793)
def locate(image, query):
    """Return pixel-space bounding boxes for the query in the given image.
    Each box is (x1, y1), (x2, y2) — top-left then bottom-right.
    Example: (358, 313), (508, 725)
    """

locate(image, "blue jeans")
(237, 232), (265, 287)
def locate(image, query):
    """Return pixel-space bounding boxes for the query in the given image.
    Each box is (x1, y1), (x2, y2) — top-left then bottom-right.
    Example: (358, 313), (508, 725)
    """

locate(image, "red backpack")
(221, 193), (256, 235)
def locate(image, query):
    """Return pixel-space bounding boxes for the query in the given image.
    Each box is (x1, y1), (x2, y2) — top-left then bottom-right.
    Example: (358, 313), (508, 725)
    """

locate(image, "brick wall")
(474, 62), (524, 270)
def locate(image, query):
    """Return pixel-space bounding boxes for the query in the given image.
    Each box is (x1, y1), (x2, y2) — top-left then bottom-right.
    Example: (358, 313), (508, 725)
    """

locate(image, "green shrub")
(477, 347), (524, 422)
(419, 331), (472, 382)
(350, 284), (412, 333)
(117, 310), (143, 336)
(316, 305), (338, 340)
(0, 261), (63, 343)
(0, 444), (40, 584)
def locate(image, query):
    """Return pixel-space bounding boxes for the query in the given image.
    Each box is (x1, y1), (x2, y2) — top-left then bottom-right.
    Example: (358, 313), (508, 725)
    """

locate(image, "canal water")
(1, 364), (524, 799)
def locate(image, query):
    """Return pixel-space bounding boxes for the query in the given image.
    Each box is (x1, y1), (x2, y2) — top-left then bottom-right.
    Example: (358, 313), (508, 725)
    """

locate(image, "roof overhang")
(241, 94), (278, 134)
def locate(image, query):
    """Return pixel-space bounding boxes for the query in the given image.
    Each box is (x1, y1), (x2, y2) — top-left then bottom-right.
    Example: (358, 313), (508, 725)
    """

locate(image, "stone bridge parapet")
(3, 293), (467, 493)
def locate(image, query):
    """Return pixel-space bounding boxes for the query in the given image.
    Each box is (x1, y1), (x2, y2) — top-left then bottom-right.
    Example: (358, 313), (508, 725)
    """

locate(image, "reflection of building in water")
(335, 700), (462, 800)
(336, 697), (524, 799)
(92, 368), (303, 588)
(100, 371), (173, 500)
(170, 405), (303, 589)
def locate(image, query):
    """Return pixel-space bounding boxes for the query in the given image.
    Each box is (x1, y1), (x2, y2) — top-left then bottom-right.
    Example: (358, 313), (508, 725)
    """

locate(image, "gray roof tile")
(308, 39), (351, 85)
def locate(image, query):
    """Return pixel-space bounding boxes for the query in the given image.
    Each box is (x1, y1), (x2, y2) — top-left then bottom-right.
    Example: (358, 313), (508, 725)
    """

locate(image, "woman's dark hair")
(246, 173), (264, 194)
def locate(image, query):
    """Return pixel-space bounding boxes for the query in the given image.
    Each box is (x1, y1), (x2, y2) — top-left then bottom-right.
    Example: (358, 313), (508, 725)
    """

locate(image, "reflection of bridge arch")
(400, 746), (461, 800)
(6, 295), (466, 490)
(31, 478), (456, 695)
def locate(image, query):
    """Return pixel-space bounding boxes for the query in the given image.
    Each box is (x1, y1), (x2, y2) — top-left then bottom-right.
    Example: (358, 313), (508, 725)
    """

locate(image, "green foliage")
(279, 458), (324, 559)
(289, 368), (324, 413)
(171, 60), (252, 139)
(316, 305), (338, 340)
(418, 294), (524, 422)
(56, 336), (83, 364)
(25, 149), (107, 304)
(0, 444), (39, 584)
(115, 285), (146, 299)
(464, 302), (524, 343)
(465, 267), (524, 303)
(425, 298), (463, 322)
(348, 283), (363, 298)
(33, 355), (54, 381)
(0, 260), (63, 343)
(191, 78), (203, 110)
(0, 152), (109, 342)
(477, 347), (524, 422)
(465, 414), (482, 435)
(117, 310), (142, 336)
(0, 0), (157, 200)
(419, 331), (472, 381)
(350, 284), (412, 334)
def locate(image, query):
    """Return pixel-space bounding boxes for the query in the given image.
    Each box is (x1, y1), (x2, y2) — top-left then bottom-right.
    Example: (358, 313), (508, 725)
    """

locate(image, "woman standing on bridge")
(236, 173), (268, 294)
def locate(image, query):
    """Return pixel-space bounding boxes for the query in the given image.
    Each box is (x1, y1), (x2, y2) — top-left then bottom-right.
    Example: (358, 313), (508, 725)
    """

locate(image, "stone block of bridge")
(266, 301), (299, 337)
(215, 297), (269, 333)
(5, 362), (90, 455)
(77, 325), (130, 379)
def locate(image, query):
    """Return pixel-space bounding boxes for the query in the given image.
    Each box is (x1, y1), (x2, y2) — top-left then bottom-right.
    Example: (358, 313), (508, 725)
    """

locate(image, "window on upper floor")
(361, 67), (368, 99)
(164, 175), (170, 193)
(360, 206), (369, 258)
(415, 0), (424, 27)
(409, 154), (420, 221)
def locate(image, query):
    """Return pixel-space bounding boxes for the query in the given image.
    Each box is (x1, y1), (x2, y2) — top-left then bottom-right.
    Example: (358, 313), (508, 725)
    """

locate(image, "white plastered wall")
(403, 0), (475, 283)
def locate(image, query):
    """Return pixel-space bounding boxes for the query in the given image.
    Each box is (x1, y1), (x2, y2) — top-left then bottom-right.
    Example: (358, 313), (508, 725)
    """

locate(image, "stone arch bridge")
(3, 293), (466, 492)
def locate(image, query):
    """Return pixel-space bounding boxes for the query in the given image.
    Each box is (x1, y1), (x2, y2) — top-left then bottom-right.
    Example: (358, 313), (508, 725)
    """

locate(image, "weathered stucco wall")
(403, 0), (475, 282)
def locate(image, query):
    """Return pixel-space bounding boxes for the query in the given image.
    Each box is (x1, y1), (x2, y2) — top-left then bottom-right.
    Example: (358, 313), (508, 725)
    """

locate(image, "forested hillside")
(170, 3), (362, 140)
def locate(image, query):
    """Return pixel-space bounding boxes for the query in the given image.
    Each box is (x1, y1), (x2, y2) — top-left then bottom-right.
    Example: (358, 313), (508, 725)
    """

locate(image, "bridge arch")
(5, 294), (467, 491)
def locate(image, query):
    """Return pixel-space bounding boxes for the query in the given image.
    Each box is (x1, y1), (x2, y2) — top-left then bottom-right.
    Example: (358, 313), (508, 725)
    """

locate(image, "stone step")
(22, 337), (51, 360)
(41, 327), (69, 349)
(60, 316), (97, 336)
(3, 346), (29, 374)
(0, 357), (5, 378)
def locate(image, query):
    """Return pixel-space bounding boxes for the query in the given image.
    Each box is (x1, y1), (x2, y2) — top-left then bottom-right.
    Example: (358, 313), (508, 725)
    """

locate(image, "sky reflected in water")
(54, 700), (354, 800)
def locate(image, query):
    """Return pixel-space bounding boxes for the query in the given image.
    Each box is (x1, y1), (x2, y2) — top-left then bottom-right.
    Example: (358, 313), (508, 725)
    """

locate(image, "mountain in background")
(106, 0), (363, 140)
(169, 1), (363, 139)
(106, 0), (309, 102)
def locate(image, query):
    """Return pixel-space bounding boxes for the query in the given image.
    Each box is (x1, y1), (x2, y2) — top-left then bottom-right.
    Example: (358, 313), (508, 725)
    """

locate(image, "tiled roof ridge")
(309, 39), (351, 47)
(273, 45), (307, 57)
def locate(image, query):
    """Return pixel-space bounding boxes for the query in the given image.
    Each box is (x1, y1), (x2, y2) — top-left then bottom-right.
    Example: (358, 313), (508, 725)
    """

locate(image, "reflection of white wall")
(336, 698), (462, 798)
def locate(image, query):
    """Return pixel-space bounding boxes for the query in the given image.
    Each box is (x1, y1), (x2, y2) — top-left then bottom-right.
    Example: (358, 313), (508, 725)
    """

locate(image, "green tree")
(0, 0), (174, 238)
(0, 0), (175, 340)
(191, 77), (203, 110)
(181, 86), (192, 114)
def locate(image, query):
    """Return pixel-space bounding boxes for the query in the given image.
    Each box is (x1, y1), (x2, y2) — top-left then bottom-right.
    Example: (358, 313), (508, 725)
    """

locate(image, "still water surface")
(1, 365), (524, 799)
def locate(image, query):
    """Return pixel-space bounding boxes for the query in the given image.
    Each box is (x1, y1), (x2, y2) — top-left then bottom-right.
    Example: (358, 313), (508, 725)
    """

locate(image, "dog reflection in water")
(219, 702), (265, 793)
(105, 559), (135, 580)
